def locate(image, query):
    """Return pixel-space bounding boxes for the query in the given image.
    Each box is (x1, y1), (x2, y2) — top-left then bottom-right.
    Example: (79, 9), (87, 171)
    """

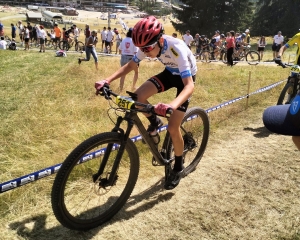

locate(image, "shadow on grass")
(243, 126), (274, 138)
(9, 178), (174, 240)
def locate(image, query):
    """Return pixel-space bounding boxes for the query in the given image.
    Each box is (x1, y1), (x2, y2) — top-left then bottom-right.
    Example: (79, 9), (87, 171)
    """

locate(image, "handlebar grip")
(165, 108), (173, 118)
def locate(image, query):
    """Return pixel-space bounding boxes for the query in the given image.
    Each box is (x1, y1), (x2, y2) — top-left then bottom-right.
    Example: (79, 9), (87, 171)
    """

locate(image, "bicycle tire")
(75, 41), (84, 51)
(165, 107), (209, 174)
(246, 50), (260, 65)
(277, 82), (297, 105)
(59, 40), (69, 51)
(51, 132), (140, 230)
(199, 50), (211, 63)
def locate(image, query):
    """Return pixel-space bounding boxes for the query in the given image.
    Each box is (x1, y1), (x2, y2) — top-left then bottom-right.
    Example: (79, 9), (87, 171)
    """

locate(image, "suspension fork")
(92, 115), (134, 183)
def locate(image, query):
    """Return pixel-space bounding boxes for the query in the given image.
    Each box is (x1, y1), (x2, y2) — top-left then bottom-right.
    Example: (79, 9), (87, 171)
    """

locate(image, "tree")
(171, 0), (253, 37)
(252, 0), (300, 38)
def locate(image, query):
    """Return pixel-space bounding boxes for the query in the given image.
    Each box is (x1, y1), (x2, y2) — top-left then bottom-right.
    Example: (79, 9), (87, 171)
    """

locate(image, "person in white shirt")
(182, 30), (193, 49)
(100, 26), (107, 51)
(105, 27), (114, 54)
(0, 36), (7, 50)
(272, 31), (284, 60)
(114, 29), (122, 54)
(72, 24), (79, 41)
(23, 25), (30, 50)
(16, 20), (24, 46)
(37, 25), (46, 52)
(118, 28), (138, 91)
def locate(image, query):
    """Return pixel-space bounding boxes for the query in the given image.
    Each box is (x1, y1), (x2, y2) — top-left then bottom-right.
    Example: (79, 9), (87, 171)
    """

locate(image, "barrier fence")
(0, 79), (286, 194)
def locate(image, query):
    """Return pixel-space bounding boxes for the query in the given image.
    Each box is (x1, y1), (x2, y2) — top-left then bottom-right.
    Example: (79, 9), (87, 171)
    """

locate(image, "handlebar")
(100, 86), (173, 117)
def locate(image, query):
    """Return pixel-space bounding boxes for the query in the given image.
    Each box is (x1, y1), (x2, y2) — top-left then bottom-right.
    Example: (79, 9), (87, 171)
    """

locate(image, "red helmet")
(132, 16), (163, 47)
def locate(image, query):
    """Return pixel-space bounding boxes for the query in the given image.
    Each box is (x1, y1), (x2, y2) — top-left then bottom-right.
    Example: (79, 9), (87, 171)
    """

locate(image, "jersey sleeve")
(170, 41), (192, 78)
(132, 49), (146, 63)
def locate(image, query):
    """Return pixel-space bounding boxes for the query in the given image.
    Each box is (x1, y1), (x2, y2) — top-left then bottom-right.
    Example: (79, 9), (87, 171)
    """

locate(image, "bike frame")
(93, 110), (172, 185)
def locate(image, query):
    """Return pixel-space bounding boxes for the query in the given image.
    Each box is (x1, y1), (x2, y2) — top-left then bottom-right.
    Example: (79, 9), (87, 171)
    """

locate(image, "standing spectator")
(73, 24), (79, 42)
(100, 26), (107, 52)
(193, 33), (200, 55)
(0, 21), (4, 37)
(226, 30), (235, 66)
(211, 30), (221, 59)
(23, 25), (30, 50)
(53, 23), (61, 49)
(182, 30), (193, 49)
(37, 25), (46, 52)
(257, 36), (266, 61)
(27, 22), (33, 44)
(245, 29), (250, 44)
(114, 30), (122, 54)
(78, 30), (98, 70)
(16, 20), (24, 46)
(105, 26), (114, 54)
(272, 31), (284, 60)
(84, 24), (90, 45)
(0, 36), (7, 49)
(118, 28), (138, 91)
(11, 23), (16, 39)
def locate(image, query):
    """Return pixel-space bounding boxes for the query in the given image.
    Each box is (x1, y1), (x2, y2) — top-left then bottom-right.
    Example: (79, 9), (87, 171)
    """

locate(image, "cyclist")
(95, 16), (197, 190)
(64, 26), (74, 45)
(275, 32), (300, 66)
(235, 33), (247, 56)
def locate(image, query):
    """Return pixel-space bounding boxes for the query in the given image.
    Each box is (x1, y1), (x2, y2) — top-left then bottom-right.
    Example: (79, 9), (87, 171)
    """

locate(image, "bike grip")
(165, 108), (173, 118)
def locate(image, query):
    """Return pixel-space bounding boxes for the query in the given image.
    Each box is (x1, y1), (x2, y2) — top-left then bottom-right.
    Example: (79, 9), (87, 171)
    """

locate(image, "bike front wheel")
(75, 41), (85, 51)
(59, 40), (69, 51)
(246, 50), (260, 65)
(51, 132), (140, 230)
(277, 82), (296, 105)
(165, 107), (210, 175)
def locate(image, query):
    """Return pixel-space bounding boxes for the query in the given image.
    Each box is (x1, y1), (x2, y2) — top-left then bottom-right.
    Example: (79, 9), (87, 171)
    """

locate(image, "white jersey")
(119, 37), (137, 55)
(133, 35), (197, 78)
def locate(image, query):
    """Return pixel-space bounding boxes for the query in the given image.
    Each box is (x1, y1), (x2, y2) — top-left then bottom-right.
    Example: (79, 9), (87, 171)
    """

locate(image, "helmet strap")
(156, 35), (164, 58)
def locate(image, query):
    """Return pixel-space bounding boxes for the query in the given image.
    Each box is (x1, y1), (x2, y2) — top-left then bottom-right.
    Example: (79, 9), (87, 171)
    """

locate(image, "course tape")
(0, 79), (285, 193)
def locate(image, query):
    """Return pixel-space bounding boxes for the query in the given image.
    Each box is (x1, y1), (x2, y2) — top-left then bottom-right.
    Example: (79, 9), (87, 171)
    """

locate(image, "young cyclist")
(95, 16), (197, 190)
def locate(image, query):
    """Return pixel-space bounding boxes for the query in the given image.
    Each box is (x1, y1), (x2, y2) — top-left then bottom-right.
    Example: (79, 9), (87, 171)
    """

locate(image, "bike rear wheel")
(246, 50), (260, 65)
(75, 41), (85, 51)
(165, 107), (209, 174)
(51, 132), (139, 230)
(277, 82), (297, 105)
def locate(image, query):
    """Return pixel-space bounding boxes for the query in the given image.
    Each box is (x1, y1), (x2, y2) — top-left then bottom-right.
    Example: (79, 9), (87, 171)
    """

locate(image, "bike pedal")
(152, 157), (164, 166)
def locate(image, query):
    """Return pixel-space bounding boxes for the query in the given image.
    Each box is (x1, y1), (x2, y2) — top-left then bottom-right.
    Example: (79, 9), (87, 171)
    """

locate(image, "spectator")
(53, 23), (61, 49)
(32, 24), (38, 46)
(257, 36), (266, 61)
(0, 21), (4, 37)
(73, 24), (79, 42)
(100, 26), (107, 51)
(16, 20), (24, 46)
(172, 33), (177, 38)
(118, 28), (138, 91)
(8, 38), (17, 50)
(211, 30), (221, 59)
(11, 23), (16, 39)
(23, 25), (30, 50)
(105, 26), (114, 54)
(272, 31), (284, 60)
(114, 30), (122, 54)
(0, 36), (7, 49)
(78, 30), (98, 70)
(182, 30), (193, 49)
(245, 29), (250, 44)
(263, 91), (300, 150)
(193, 33), (200, 55)
(226, 30), (235, 66)
(37, 25), (46, 52)
(84, 24), (90, 45)
(27, 22), (33, 44)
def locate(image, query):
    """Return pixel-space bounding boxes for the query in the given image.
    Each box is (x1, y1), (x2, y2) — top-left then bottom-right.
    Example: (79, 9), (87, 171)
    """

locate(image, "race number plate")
(116, 96), (135, 110)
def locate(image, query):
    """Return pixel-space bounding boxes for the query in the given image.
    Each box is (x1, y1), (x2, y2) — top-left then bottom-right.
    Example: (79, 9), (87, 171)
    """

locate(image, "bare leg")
(292, 136), (300, 150)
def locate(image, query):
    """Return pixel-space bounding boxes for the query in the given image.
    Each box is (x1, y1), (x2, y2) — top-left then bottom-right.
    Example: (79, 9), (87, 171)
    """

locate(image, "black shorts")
(272, 43), (281, 52)
(147, 68), (196, 112)
(257, 47), (265, 52)
(24, 38), (29, 43)
(105, 40), (111, 47)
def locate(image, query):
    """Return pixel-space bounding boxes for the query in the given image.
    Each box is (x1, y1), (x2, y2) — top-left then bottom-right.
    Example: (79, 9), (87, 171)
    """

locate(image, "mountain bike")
(59, 37), (84, 51)
(51, 86), (210, 230)
(275, 60), (300, 105)
(222, 45), (260, 65)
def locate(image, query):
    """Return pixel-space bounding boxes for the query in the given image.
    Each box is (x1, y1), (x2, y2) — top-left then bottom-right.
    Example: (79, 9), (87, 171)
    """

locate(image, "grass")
(1, 10), (299, 240)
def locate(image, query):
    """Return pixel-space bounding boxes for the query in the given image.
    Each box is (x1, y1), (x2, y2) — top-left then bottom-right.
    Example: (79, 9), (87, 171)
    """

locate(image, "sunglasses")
(140, 42), (157, 53)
